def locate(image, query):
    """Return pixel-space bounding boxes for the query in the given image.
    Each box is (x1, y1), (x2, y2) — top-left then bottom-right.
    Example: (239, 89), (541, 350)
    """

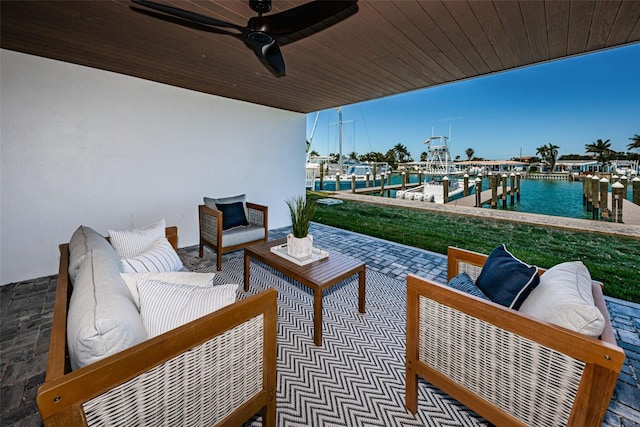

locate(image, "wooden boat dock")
(446, 187), (511, 208)
(606, 197), (640, 226)
(346, 182), (421, 195)
(330, 192), (640, 239)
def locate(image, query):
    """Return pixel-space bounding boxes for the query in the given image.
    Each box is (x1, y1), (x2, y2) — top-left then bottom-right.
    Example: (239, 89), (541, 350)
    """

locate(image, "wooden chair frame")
(199, 203), (268, 271)
(406, 246), (625, 427)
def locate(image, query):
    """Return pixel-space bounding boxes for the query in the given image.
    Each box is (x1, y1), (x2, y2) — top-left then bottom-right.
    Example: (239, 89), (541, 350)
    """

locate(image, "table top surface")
(245, 238), (365, 288)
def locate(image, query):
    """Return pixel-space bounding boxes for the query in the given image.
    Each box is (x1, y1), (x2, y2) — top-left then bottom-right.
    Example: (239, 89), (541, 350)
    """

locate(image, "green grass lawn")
(308, 193), (640, 304)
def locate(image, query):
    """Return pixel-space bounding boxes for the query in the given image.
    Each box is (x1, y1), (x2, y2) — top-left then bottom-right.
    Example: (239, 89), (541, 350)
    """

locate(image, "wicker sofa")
(406, 246), (625, 427)
(37, 225), (277, 426)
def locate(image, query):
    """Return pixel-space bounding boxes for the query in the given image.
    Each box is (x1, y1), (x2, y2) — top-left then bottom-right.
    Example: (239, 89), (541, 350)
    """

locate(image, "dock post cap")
(612, 182), (624, 188)
(600, 177), (610, 183)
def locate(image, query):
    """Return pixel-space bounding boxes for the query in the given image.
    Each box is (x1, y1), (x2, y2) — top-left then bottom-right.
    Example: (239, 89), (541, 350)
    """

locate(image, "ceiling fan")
(131, 0), (359, 77)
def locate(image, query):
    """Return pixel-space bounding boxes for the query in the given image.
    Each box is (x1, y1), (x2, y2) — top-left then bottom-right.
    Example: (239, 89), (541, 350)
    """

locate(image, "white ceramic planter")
(287, 233), (313, 260)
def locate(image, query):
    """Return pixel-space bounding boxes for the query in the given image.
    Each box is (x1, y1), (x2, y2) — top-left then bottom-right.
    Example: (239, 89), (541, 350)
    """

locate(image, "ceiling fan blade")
(131, 6), (238, 37)
(244, 35), (286, 77)
(131, 0), (244, 31)
(248, 0), (358, 37)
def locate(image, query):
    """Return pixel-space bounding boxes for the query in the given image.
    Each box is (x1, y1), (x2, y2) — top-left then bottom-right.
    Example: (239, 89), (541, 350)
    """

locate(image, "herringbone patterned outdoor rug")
(211, 257), (488, 427)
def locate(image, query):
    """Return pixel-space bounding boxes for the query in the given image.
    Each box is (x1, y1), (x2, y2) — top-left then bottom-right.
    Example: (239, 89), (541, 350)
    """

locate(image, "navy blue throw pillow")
(475, 244), (539, 309)
(447, 272), (490, 301)
(215, 201), (249, 230)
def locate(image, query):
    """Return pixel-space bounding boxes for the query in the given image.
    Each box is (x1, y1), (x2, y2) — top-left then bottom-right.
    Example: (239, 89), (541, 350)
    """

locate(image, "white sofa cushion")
(67, 246), (147, 370)
(109, 219), (166, 259)
(120, 271), (216, 309)
(138, 279), (238, 338)
(68, 225), (106, 283)
(519, 261), (605, 337)
(121, 237), (183, 273)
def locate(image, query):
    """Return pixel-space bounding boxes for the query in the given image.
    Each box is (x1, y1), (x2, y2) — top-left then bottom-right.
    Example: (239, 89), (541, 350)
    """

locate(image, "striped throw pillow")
(120, 272), (216, 309)
(121, 237), (183, 273)
(137, 279), (238, 337)
(109, 219), (166, 259)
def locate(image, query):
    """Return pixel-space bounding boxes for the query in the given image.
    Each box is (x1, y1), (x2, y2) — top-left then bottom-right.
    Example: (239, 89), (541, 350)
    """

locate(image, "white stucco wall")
(1, 49), (306, 285)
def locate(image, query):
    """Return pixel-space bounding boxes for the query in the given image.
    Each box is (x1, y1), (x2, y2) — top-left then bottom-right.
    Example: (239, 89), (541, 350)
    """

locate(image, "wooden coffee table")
(244, 238), (366, 346)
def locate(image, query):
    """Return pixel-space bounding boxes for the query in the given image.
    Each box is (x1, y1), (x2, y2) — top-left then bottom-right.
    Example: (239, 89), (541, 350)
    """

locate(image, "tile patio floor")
(1, 222), (639, 426)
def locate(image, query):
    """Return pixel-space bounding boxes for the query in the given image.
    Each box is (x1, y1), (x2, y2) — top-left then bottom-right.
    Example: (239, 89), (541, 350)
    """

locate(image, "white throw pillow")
(519, 261), (605, 337)
(121, 237), (183, 273)
(109, 219), (166, 258)
(119, 272), (216, 309)
(137, 279), (238, 337)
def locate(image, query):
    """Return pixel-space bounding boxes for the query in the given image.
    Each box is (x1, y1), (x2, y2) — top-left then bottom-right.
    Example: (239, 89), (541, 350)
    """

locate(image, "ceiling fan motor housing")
(249, 0), (272, 14)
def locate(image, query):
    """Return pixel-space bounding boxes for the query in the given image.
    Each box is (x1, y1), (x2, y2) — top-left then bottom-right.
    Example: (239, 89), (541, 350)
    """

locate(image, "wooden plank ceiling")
(2, 0), (639, 113)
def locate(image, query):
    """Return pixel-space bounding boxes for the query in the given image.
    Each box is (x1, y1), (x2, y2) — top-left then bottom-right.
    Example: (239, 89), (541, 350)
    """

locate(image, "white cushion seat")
(221, 224), (266, 248)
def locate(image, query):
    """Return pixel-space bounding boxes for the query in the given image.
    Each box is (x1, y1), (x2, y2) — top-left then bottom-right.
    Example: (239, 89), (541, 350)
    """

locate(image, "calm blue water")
(490, 179), (591, 219)
(315, 177), (634, 220)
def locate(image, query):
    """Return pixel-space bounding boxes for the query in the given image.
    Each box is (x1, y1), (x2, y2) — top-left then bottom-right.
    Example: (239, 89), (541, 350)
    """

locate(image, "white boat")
(396, 135), (474, 203)
(306, 107), (389, 189)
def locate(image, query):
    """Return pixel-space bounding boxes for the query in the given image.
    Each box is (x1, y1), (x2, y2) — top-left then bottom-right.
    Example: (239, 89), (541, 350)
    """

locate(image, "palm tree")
(628, 134), (640, 151)
(535, 145), (549, 171)
(465, 148), (474, 161)
(534, 144), (560, 172)
(348, 151), (358, 160)
(546, 143), (560, 172)
(585, 139), (613, 170)
(392, 143), (413, 164)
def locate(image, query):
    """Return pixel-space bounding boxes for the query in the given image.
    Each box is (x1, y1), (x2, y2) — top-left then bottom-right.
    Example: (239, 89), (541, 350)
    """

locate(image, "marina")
(330, 191), (640, 239)
(317, 172), (640, 226)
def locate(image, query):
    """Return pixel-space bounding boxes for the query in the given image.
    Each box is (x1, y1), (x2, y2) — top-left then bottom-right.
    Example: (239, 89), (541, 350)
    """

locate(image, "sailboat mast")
(337, 107), (343, 173)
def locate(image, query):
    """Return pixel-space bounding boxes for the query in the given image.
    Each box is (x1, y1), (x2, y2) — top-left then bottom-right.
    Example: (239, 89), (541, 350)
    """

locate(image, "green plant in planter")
(286, 195), (316, 238)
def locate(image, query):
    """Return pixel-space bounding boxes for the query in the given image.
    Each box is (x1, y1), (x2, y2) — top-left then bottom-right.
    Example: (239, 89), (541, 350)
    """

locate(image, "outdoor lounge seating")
(199, 194), (268, 270)
(406, 246), (626, 427)
(36, 225), (277, 426)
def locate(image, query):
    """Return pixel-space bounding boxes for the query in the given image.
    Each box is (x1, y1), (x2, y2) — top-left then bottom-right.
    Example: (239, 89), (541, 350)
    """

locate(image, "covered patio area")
(1, 223), (638, 426)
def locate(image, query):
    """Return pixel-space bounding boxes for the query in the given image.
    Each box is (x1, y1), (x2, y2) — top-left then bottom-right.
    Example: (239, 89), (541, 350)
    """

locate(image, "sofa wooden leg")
(405, 366), (418, 414)
(199, 242), (204, 258)
(263, 400), (276, 427)
(217, 252), (222, 271)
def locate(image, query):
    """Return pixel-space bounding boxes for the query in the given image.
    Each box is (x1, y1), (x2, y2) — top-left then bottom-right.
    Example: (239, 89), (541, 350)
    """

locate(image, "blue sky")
(306, 43), (640, 161)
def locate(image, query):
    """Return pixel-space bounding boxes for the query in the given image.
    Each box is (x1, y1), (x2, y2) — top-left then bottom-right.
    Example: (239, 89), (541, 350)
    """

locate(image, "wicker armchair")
(199, 201), (268, 270)
(406, 246), (625, 427)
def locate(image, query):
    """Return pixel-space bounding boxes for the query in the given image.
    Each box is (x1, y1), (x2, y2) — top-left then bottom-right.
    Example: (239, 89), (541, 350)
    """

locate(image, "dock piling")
(351, 174), (356, 193)
(501, 174), (508, 209)
(464, 174), (470, 196)
(592, 175), (600, 220)
(612, 182), (624, 223)
(600, 177), (609, 220)
(475, 177), (482, 207)
(585, 174), (593, 212)
(443, 176), (449, 204)
(489, 173), (497, 209)
(510, 173), (516, 205)
(633, 177), (640, 205)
